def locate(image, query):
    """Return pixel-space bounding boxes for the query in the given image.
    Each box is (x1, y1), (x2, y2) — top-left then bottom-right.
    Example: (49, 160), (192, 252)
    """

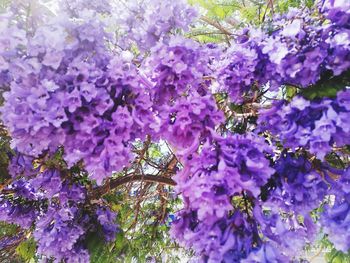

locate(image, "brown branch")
(200, 16), (232, 45)
(90, 174), (176, 200)
(90, 138), (179, 200)
(126, 182), (151, 233)
(164, 155), (178, 175)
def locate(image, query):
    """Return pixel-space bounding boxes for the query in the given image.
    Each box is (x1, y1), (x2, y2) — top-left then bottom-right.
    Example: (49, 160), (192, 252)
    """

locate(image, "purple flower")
(242, 243), (288, 263)
(171, 133), (275, 261)
(321, 201), (350, 253)
(30, 169), (62, 199)
(271, 153), (329, 213)
(145, 36), (213, 107)
(160, 92), (224, 157)
(34, 205), (88, 262)
(96, 207), (119, 242)
(0, 200), (36, 229)
(258, 90), (350, 160)
(116, 0), (197, 51)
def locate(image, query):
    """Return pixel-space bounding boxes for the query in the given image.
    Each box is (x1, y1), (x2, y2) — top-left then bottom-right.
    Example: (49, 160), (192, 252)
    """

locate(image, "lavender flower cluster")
(171, 133), (278, 262)
(144, 36), (225, 158)
(171, 140), (349, 262)
(270, 152), (330, 214)
(7, 152), (38, 178)
(252, 202), (318, 260)
(217, 3), (350, 103)
(0, 12), (158, 184)
(321, 200), (350, 253)
(159, 92), (224, 157)
(145, 36), (215, 107)
(0, 200), (36, 229)
(34, 205), (90, 262)
(321, 167), (350, 252)
(117, 0), (197, 51)
(217, 43), (262, 103)
(0, 163), (119, 262)
(258, 89), (350, 159)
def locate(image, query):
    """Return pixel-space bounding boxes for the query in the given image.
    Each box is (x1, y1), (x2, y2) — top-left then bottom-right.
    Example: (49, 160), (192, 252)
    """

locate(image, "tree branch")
(200, 16), (232, 45)
(90, 174), (177, 200)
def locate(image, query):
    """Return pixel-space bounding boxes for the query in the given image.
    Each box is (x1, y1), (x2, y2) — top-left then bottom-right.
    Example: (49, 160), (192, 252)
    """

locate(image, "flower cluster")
(253, 204), (318, 259)
(258, 90), (350, 159)
(0, 13), (157, 184)
(145, 36), (215, 107)
(321, 200), (350, 253)
(7, 152), (37, 178)
(171, 133), (276, 262)
(96, 206), (119, 242)
(321, 0), (350, 27)
(253, 153), (350, 259)
(171, 209), (261, 262)
(30, 169), (63, 199)
(217, 42), (263, 103)
(171, 136), (341, 262)
(269, 152), (330, 214)
(0, 11), (27, 88)
(0, 200), (36, 229)
(1, 164), (119, 262)
(321, 167), (350, 252)
(34, 205), (90, 262)
(116, 0), (196, 51)
(217, 5), (350, 103)
(242, 243), (288, 263)
(159, 92), (224, 157)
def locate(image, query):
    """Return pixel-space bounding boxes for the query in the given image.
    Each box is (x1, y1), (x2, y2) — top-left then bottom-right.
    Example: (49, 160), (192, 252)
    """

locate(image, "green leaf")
(189, 0), (238, 19)
(301, 70), (350, 100)
(285, 86), (297, 100)
(86, 232), (117, 263)
(16, 238), (36, 261)
(114, 232), (126, 252)
(324, 246), (350, 263)
(0, 223), (19, 237)
(325, 152), (346, 169)
(148, 144), (162, 159)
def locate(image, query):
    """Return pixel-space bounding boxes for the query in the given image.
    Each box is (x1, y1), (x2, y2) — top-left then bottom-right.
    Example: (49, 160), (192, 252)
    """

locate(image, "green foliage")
(285, 86), (298, 101)
(187, 27), (226, 43)
(275, 0), (315, 13)
(0, 0), (11, 12)
(0, 150), (10, 184)
(86, 201), (185, 262)
(325, 152), (348, 169)
(301, 71), (350, 100)
(148, 143), (162, 159)
(239, 4), (261, 24)
(0, 123), (11, 184)
(189, 0), (240, 19)
(325, 250), (350, 263)
(86, 232), (120, 263)
(188, 0), (318, 44)
(0, 223), (27, 262)
(320, 238), (350, 263)
(16, 238), (36, 262)
(0, 223), (19, 238)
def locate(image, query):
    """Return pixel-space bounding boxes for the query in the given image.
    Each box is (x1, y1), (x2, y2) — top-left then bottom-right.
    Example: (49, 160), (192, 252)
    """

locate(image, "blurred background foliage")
(187, 0), (315, 43)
